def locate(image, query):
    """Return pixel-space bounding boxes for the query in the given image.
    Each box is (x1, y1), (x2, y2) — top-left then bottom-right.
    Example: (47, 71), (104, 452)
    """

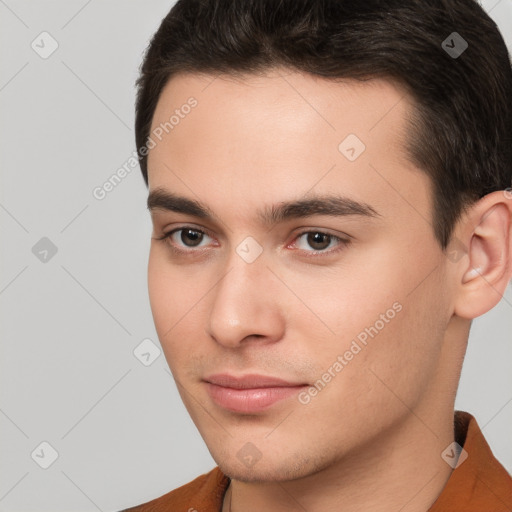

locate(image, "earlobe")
(453, 192), (512, 319)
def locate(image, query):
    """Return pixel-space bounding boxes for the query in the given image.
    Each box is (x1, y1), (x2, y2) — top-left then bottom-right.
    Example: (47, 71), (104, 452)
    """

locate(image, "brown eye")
(292, 230), (350, 256)
(306, 232), (332, 251)
(159, 227), (211, 253)
(180, 229), (204, 247)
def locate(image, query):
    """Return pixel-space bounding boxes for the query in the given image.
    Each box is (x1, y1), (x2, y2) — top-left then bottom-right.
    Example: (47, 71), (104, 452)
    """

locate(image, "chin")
(216, 453), (320, 483)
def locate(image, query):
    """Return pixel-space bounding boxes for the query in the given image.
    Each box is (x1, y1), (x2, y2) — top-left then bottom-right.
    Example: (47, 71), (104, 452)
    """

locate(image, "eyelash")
(155, 226), (352, 258)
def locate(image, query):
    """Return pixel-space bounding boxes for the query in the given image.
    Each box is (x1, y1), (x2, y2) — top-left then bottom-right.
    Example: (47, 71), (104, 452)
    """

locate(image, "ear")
(451, 189), (512, 319)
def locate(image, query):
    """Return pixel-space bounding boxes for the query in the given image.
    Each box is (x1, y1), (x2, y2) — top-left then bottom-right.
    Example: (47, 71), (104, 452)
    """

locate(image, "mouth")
(203, 373), (309, 413)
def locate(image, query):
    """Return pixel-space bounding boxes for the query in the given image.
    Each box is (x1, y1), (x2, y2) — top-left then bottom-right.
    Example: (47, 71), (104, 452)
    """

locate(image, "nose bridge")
(207, 243), (283, 347)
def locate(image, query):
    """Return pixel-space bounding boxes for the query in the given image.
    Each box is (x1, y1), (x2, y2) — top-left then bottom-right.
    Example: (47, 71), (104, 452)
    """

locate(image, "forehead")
(147, 69), (431, 228)
(149, 69), (412, 146)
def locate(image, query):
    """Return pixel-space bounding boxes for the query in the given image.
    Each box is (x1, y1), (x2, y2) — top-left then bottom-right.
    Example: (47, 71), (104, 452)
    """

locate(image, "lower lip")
(205, 382), (307, 413)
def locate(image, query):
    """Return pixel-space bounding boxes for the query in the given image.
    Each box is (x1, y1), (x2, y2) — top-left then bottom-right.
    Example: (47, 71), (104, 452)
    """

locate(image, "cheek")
(297, 295), (444, 447)
(147, 246), (215, 371)
(147, 246), (193, 348)
(277, 253), (405, 347)
(147, 246), (172, 331)
(341, 281), (446, 415)
(287, 245), (446, 397)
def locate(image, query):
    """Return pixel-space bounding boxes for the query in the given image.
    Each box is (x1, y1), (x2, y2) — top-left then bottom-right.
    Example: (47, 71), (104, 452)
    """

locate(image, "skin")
(145, 69), (512, 511)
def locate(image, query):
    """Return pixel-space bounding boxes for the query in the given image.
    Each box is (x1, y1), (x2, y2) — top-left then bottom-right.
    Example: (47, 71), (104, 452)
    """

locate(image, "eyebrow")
(147, 187), (381, 225)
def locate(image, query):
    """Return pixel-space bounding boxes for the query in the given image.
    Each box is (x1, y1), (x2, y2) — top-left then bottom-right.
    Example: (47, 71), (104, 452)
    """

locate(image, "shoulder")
(120, 466), (229, 512)
(429, 411), (512, 511)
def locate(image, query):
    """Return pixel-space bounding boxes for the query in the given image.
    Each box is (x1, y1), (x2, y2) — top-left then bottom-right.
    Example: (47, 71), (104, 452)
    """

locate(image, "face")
(146, 69), (455, 482)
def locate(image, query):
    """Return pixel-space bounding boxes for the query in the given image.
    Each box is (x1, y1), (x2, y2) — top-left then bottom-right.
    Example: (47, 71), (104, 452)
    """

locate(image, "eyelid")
(156, 225), (351, 256)
(156, 225), (217, 252)
(288, 228), (351, 256)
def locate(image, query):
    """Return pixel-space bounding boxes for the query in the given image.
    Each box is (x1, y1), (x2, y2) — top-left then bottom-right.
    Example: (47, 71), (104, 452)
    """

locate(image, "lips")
(205, 373), (304, 389)
(204, 373), (308, 413)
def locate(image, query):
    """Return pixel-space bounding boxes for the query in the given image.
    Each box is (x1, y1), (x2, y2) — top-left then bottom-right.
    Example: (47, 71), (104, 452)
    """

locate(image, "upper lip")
(204, 373), (306, 389)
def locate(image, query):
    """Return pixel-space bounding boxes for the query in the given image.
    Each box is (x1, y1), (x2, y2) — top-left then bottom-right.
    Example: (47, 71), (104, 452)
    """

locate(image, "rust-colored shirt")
(122, 411), (512, 511)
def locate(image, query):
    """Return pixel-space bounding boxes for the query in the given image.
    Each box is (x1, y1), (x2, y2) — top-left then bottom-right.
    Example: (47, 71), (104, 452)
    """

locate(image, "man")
(123, 0), (512, 510)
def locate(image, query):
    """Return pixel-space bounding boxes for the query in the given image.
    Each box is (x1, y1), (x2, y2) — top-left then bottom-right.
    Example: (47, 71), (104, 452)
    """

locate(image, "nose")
(205, 249), (286, 349)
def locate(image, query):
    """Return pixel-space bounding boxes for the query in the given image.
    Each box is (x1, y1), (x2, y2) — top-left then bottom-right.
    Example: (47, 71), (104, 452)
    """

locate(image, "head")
(136, 0), (512, 482)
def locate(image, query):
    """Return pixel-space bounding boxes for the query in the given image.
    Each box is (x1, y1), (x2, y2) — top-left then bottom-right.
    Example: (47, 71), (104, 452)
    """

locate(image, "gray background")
(0, 1), (511, 510)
